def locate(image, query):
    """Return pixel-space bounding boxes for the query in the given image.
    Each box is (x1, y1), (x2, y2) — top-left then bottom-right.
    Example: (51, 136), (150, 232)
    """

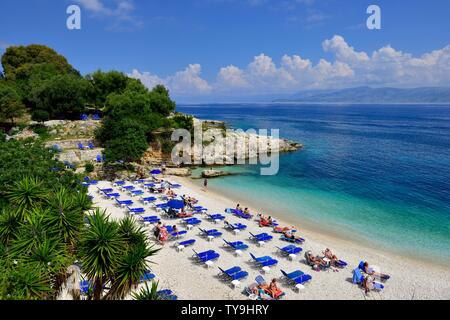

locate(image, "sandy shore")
(89, 177), (450, 300)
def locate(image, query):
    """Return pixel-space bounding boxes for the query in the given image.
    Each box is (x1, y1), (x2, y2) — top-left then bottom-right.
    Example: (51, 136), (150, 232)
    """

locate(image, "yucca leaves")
(105, 241), (159, 300)
(4, 177), (46, 211)
(0, 207), (22, 245)
(131, 281), (161, 301)
(45, 187), (85, 246)
(79, 209), (123, 300)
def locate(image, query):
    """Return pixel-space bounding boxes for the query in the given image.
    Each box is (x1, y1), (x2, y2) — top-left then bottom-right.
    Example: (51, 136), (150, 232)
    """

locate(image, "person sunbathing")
(177, 211), (193, 218)
(283, 231), (303, 242)
(306, 251), (329, 269)
(323, 248), (339, 266)
(260, 279), (284, 299)
(251, 286), (273, 300)
(235, 204), (241, 211)
(362, 262), (390, 281)
(274, 225), (295, 233)
(259, 215), (273, 227)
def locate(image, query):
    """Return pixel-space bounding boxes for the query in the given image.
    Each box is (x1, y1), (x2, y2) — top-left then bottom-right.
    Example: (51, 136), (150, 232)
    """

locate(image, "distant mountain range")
(274, 87), (450, 104)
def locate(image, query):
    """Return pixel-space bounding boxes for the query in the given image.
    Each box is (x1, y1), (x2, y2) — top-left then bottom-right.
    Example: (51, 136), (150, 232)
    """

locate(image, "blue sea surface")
(178, 104), (450, 263)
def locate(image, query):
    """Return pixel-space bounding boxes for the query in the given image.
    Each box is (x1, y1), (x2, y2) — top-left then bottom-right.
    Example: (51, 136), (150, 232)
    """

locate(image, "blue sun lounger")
(178, 239), (196, 248)
(144, 183), (155, 188)
(141, 196), (157, 203)
(250, 253), (278, 267)
(88, 142), (95, 149)
(98, 188), (113, 194)
(156, 289), (178, 300)
(249, 232), (273, 242)
(105, 193), (120, 199)
(192, 249), (220, 263)
(169, 183), (182, 188)
(184, 218), (202, 225)
(171, 230), (187, 238)
(277, 245), (303, 256)
(114, 180), (125, 186)
(140, 270), (156, 282)
(223, 239), (249, 251)
(224, 221), (247, 231)
(353, 268), (385, 291)
(80, 280), (91, 294)
(131, 190), (144, 196)
(123, 185), (135, 191)
(141, 216), (160, 223)
(281, 269), (312, 286)
(127, 207), (145, 214)
(116, 199), (133, 206)
(134, 179), (146, 184)
(77, 142), (84, 150)
(193, 206), (207, 213)
(232, 209), (252, 219)
(199, 228), (223, 238)
(207, 214), (226, 222)
(358, 261), (389, 280)
(218, 266), (249, 281)
(280, 234), (305, 244)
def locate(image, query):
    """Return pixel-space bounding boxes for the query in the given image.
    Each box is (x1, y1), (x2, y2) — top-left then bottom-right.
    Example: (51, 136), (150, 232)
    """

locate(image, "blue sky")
(1, 0), (449, 101)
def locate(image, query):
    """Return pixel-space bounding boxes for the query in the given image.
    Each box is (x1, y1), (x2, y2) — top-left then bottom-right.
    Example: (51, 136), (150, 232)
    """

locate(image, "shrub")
(85, 163), (94, 173)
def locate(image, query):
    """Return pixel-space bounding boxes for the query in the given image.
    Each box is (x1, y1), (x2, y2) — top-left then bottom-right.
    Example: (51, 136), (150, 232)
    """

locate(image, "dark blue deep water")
(178, 104), (450, 263)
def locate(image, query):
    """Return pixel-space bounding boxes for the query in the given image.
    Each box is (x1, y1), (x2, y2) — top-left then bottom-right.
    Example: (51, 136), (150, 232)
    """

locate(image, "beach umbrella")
(166, 199), (184, 209)
(150, 169), (162, 175)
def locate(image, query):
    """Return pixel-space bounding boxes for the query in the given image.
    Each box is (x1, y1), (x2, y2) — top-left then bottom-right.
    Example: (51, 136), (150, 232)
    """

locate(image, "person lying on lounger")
(260, 279), (284, 299)
(362, 262), (390, 281)
(250, 286), (273, 300)
(177, 211), (193, 218)
(306, 251), (329, 270)
(259, 215), (273, 227)
(274, 225), (296, 233)
(323, 248), (340, 266)
(236, 204), (241, 211)
(283, 231), (303, 242)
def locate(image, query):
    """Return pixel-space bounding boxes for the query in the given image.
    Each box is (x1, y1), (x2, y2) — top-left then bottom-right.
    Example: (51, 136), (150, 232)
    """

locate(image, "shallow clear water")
(178, 104), (450, 263)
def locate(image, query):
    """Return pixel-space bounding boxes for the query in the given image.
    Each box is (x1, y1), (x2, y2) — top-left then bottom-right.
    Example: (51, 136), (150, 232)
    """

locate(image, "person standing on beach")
(203, 178), (208, 191)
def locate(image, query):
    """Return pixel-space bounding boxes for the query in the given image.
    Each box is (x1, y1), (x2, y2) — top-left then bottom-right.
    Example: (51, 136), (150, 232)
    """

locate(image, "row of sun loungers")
(90, 179), (386, 299)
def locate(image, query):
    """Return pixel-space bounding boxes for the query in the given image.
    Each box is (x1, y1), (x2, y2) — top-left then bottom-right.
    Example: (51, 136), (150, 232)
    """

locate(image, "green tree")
(87, 70), (129, 107)
(0, 82), (26, 125)
(1, 45), (77, 80)
(103, 127), (149, 163)
(30, 74), (92, 119)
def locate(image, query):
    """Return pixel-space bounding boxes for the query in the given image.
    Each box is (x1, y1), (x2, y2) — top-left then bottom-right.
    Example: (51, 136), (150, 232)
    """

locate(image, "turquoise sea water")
(178, 104), (450, 264)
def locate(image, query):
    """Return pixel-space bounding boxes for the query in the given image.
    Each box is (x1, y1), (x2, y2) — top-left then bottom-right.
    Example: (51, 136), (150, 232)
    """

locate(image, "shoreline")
(177, 176), (450, 270)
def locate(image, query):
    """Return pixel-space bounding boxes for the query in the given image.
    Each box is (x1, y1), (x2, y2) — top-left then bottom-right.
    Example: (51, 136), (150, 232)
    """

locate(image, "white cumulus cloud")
(130, 35), (450, 97)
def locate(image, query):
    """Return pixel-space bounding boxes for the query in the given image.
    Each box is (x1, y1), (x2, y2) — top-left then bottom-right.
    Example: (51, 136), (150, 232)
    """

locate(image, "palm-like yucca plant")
(2, 262), (52, 300)
(9, 208), (55, 258)
(28, 238), (71, 296)
(105, 240), (160, 300)
(118, 216), (147, 248)
(0, 207), (22, 245)
(4, 177), (46, 212)
(72, 191), (93, 212)
(45, 187), (84, 247)
(79, 209), (123, 300)
(131, 281), (161, 300)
